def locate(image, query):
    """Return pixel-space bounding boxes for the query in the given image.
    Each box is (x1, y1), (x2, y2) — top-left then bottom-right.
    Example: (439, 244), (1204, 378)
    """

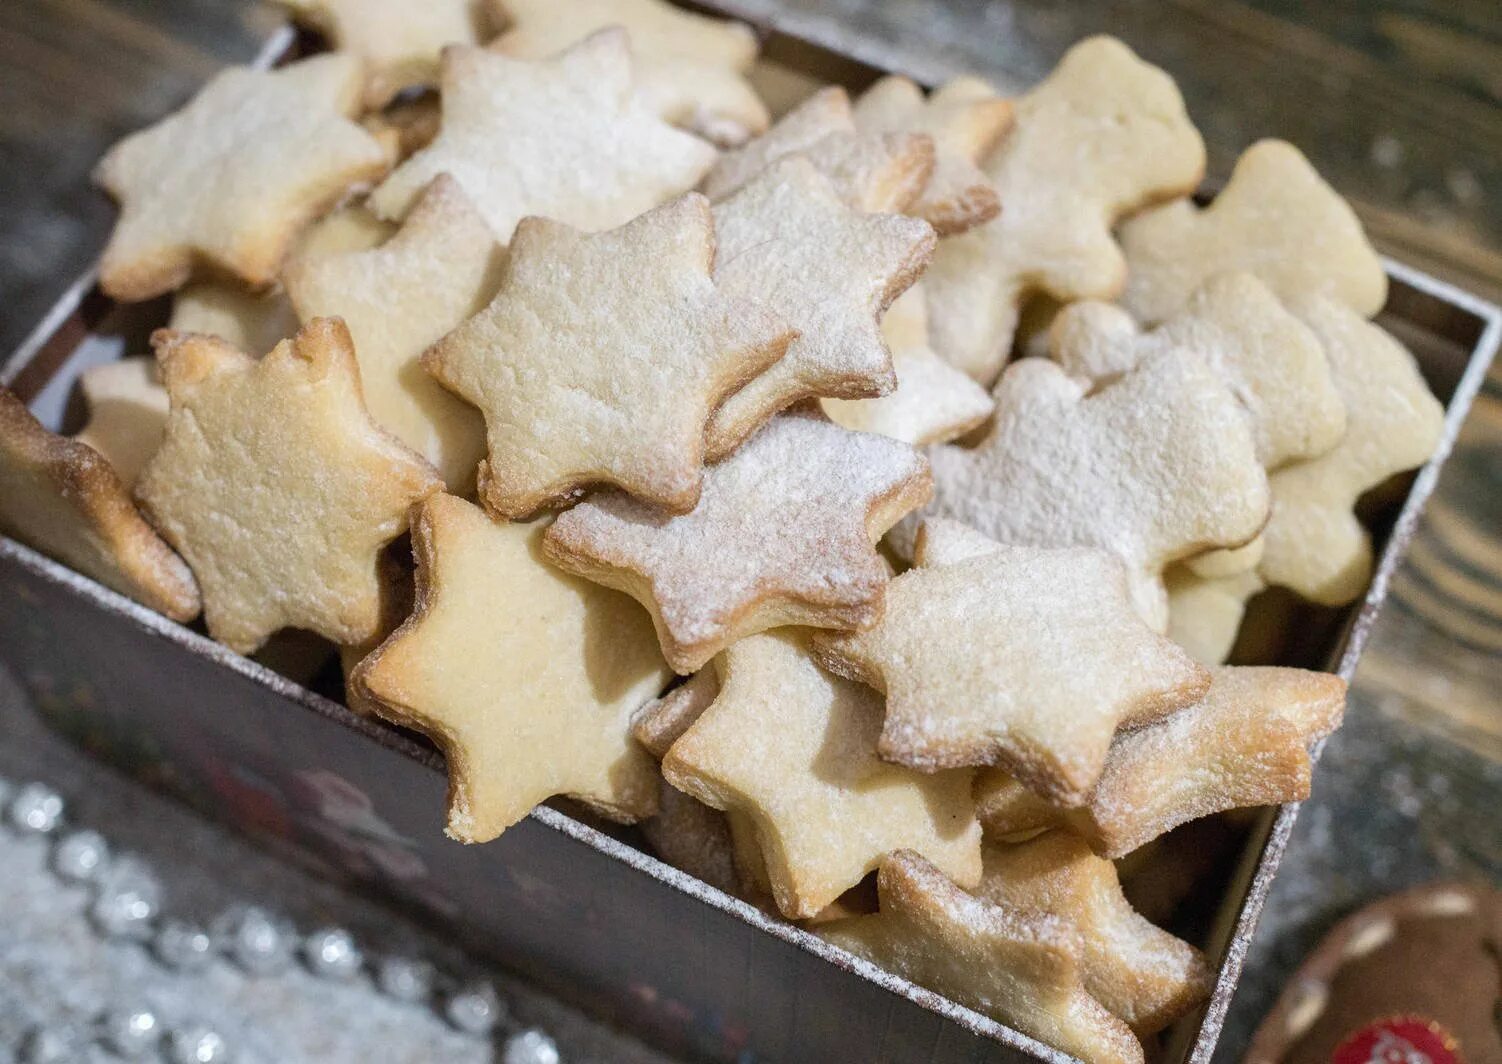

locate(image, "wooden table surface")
(1, 1), (1498, 1059)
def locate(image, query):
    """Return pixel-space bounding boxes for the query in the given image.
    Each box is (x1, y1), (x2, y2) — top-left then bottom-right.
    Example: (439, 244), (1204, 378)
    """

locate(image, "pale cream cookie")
(0, 388), (199, 621)
(661, 631), (982, 920)
(924, 36), (1205, 383)
(422, 193), (794, 518)
(350, 493), (669, 843)
(73, 357), (169, 490)
(94, 55), (390, 301)
(1120, 140), (1388, 325)
(285, 175), (502, 492)
(543, 414), (932, 674)
(137, 320), (442, 653)
(168, 283), (298, 356)
(1164, 565), (1265, 666)
(369, 30), (716, 240)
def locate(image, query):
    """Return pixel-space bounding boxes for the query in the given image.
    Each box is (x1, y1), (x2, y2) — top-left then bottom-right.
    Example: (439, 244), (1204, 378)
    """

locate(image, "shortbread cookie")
(1260, 297), (1444, 605)
(1165, 565), (1264, 666)
(977, 834), (1213, 1035)
(168, 284), (298, 356)
(137, 320), (442, 653)
(852, 75), (1013, 234)
(423, 193), (793, 518)
(641, 781), (743, 898)
(0, 388), (199, 620)
(1051, 273), (1345, 471)
(700, 87), (935, 213)
(73, 357), (169, 489)
(94, 55), (390, 302)
(633, 669), (721, 759)
(822, 284), (995, 446)
(821, 851), (1143, 1064)
(925, 37), (1205, 383)
(811, 524), (1208, 803)
(1121, 140), (1388, 325)
(491, 0), (768, 146)
(544, 414), (931, 673)
(293, 202), (398, 261)
(975, 666), (1347, 857)
(363, 94), (443, 161)
(705, 159), (936, 459)
(339, 549), (416, 717)
(370, 31), (716, 240)
(350, 493), (668, 842)
(662, 632), (982, 919)
(915, 352), (1268, 629)
(285, 176), (501, 492)
(279, 0), (491, 107)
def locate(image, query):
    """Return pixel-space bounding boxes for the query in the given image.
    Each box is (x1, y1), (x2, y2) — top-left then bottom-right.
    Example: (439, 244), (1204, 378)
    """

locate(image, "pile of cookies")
(0, 2), (1448, 1061)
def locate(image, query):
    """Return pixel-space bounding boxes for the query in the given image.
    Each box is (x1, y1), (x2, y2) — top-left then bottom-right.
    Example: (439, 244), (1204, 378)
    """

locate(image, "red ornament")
(1332, 1016), (1462, 1064)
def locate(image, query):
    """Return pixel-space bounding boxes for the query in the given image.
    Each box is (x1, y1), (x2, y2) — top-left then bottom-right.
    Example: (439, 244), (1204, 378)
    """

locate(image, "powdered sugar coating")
(543, 414), (932, 673)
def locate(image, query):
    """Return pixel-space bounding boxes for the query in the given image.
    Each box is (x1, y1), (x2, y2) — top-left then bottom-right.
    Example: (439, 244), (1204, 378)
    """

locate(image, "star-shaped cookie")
(285, 175), (502, 492)
(811, 523), (1208, 804)
(820, 851), (1144, 1064)
(73, 357), (169, 490)
(279, 0), (492, 107)
(168, 284), (298, 357)
(490, 0), (768, 146)
(1260, 297), (1444, 605)
(924, 36), (1205, 383)
(822, 284), (995, 446)
(136, 320), (442, 653)
(852, 75), (1014, 234)
(350, 493), (669, 843)
(975, 666), (1347, 857)
(368, 30), (717, 241)
(661, 631), (981, 919)
(914, 352), (1268, 630)
(1165, 565), (1264, 666)
(94, 55), (391, 302)
(1120, 140), (1388, 325)
(543, 414), (932, 674)
(422, 193), (794, 519)
(700, 86), (936, 213)
(977, 834), (1213, 1035)
(704, 159), (936, 459)
(0, 388), (199, 621)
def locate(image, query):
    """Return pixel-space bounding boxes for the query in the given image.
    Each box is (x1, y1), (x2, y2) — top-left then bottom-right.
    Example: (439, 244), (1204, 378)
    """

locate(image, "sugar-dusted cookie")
(94, 55), (390, 302)
(633, 669), (721, 759)
(350, 493), (669, 842)
(822, 284), (995, 446)
(705, 159), (936, 459)
(975, 666), (1347, 857)
(293, 201), (398, 261)
(851, 75), (1013, 234)
(168, 284), (299, 356)
(1165, 565), (1264, 666)
(811, 523), (1207, 803)
(285, 176), (501, 492)
(1121, 140), (1388, 325)
(700, 87), (935, 213)
(423, 193), (793, 518)
(1051, 273), (1346, 471)
(822, 851), (1144, 1064)
(661, 631), (981, 919)
(915, 352), (1268, 629)
(0, 388), (199, 620)
(1261, 297), (1444, 605)
(137, 320), (442, 653)
(977, 834), (1213, 1035)
(490, 0), (768, 146)
(925, 37), (1205, 384)
(73, 357), (169, 490)
(369, 31), (716, 241)
(544, 414), (932, 673)
(279, 0), (492, 107)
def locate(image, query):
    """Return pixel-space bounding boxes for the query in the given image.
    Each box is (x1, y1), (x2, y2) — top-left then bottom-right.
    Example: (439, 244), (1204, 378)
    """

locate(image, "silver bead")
(375, 956), (434, 1003)
(101, 1006), (162, 1058)
(155, 919), (216, 972)
(444, 981), (506, 1035)
(52, 828), (110, 882)
(212, 905), (295, 976)
(303, 926), (363, 980)
(9, 782), (65, 834)
(166, 1025), (232, 1064)
(91, 857), (162, 939)
(502, 1029), (561, 1064)
(19, 1026), (85, 1064)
